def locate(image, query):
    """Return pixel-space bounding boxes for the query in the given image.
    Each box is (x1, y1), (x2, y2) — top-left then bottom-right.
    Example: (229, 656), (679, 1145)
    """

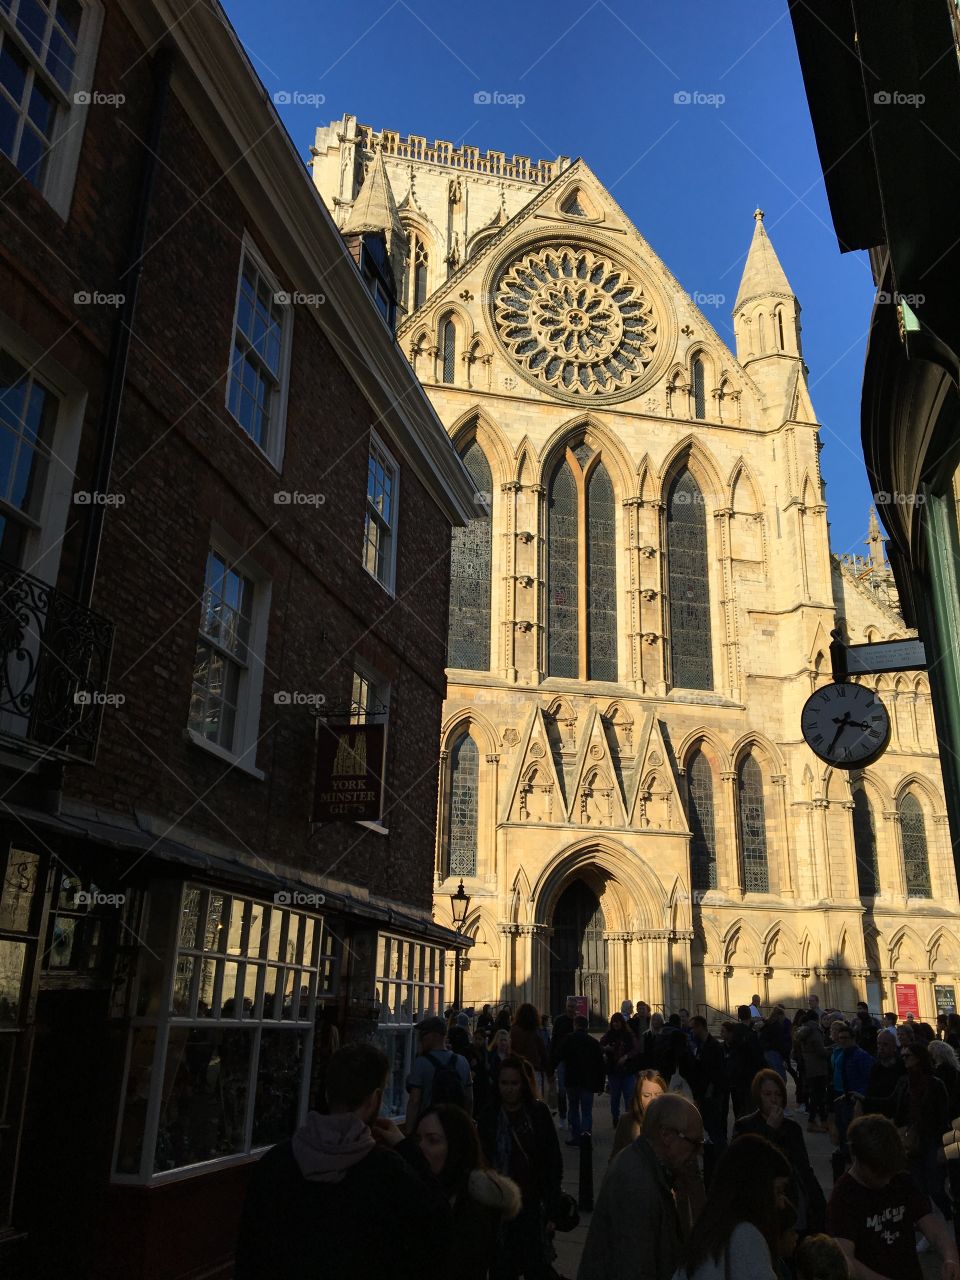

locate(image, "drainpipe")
(41, 48), (174, 816)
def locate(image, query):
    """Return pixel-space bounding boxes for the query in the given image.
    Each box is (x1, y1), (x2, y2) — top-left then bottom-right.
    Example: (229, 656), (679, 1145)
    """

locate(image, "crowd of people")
(234, 993), (960, 1280)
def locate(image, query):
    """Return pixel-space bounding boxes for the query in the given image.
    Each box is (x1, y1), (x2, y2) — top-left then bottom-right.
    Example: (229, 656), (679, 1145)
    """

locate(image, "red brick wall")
(0, 0), (452, 913)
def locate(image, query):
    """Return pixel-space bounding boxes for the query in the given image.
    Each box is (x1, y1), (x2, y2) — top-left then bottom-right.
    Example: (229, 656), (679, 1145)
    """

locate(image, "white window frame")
(111, 881), (332, 1185)
(0, 311), (85, 585)
(185, 528), (271, 779)
(0, 0), (103, 219)
(224, 234), (293, 471)
(362, 430), (399, 595)
(374, 933), (445, 1117)
(350, 659), (390, 833)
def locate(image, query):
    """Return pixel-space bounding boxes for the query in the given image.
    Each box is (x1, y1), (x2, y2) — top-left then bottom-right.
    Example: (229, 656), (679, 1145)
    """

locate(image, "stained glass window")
(587, 461), (617, 681)
(442, 318), (456, 384)
(900, 793), (932, 897)
(448, 440), (492, 669)
(688, 749), (717, 892)
(852, 788), (879, 897)
(692, 358), (706, 420)
(547, 459), (579, 678)
(667, 469), (713, 690)
(448, 734), (479, 876)
(738, 755), (769, 893)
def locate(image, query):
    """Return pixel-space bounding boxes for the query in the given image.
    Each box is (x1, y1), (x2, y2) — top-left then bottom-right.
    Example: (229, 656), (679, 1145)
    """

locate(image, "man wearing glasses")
(578, 1093), (705, 1280)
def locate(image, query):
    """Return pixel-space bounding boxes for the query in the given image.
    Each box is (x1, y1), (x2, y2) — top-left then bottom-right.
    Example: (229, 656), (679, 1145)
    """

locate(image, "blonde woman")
(610, 1069), (667, 1160)
(487, 1029), (511, 1084)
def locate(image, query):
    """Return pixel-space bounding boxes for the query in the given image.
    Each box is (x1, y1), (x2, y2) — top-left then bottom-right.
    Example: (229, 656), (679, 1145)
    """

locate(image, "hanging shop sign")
(313, 722), (386, 823)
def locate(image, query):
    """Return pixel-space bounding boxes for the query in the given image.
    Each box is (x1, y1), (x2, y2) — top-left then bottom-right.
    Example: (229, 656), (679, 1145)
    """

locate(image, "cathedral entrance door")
(549, 880), (608, 1028)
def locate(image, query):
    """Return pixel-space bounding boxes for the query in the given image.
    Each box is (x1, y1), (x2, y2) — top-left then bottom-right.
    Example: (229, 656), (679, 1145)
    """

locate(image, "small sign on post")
(936, 984), (957, 1017)
(569, 995), (589, 1019)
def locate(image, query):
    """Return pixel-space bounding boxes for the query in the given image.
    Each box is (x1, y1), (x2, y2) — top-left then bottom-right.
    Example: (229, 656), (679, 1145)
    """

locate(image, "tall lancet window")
(448, 439), (492, 669)
(411, 234), (429, 311)
(547, 443), (618, 681)
(688, 749), (717, 892)
(447, 732), (479, 876)
(738, 754), (769, 893)
(666, 468), (713, 690)
(900, 793), (932, 897)
(852, 787), (879, 897)
(692, 358), (706, 420)
(442, 317), (456, 384)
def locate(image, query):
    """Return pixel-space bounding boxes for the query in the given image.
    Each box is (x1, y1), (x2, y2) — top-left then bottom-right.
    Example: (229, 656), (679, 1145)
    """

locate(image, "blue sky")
(223, 0), (879, 562)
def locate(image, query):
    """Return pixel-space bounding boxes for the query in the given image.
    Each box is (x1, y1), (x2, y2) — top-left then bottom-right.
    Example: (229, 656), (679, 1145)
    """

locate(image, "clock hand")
(826, 715), (851, 754)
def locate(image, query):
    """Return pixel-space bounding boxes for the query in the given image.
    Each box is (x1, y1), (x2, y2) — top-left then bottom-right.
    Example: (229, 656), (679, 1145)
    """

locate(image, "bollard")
(578, 1132), (594, 1211)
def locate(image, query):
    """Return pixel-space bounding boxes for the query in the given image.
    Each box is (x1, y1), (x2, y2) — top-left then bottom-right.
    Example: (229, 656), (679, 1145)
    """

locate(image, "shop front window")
(114, 882), (326, 1182)
(373, 933), (444, 1116)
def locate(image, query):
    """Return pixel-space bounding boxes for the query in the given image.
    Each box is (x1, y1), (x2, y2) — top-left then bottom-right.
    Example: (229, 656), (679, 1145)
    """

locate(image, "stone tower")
(313, 119), (960, 1023)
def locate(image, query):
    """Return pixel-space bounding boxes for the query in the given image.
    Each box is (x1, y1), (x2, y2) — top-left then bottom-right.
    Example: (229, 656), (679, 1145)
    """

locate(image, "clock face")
(801, 682), (891, 768)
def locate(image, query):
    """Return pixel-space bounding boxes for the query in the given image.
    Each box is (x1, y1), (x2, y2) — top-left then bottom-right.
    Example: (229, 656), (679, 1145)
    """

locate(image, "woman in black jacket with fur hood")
(415, 1104), (521, 1280)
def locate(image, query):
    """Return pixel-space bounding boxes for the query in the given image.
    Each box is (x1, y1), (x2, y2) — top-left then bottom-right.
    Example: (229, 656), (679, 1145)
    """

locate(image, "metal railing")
(0, 560), (114, 763)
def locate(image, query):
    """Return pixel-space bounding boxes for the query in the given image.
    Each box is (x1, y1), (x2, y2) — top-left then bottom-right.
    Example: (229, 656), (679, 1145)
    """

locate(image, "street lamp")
(449, 878), (471, 1011)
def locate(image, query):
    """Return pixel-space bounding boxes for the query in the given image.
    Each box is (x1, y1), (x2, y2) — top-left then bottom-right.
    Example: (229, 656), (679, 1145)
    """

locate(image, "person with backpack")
(404, 1016), (473, 1133)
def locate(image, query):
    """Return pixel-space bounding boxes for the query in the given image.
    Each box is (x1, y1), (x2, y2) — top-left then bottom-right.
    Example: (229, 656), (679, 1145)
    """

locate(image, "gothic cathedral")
(313, 115), (960, 1022)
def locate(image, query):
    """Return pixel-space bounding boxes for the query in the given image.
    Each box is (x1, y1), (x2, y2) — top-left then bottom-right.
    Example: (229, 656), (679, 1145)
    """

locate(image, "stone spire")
(734, 209), (795, 314)
(732, 210), (806, 421)
(866, 506), (887, 571)
(342, 147), (407, 288)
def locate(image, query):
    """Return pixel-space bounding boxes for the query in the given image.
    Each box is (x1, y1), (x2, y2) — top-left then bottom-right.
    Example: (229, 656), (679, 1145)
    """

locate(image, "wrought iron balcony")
(0, 560), (114, 763)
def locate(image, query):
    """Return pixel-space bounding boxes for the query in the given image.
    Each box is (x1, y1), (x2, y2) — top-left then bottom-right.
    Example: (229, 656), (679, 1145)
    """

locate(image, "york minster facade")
(313, 114), (960, 1022)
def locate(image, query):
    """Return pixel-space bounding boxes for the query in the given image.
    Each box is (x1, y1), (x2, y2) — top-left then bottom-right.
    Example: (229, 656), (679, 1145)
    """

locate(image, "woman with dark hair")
(600, 1011), (639, 1126)
(883, 1039), (951, 1217)
(510, 1002), (551, 1097)
(415, 1104), (521, 1280)
(610, 1068), (667, 1160)
(674, 1134), (794, 1279)
(733, 1069), (826, 1233)
(477, 1054), (563, 1280)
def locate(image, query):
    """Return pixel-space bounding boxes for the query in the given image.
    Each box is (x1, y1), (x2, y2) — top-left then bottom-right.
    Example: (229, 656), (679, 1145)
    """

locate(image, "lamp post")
(449, 878), (471, 1011)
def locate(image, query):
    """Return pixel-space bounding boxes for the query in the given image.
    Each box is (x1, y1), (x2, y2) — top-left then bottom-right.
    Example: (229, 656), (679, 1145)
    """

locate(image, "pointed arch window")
(666, 468), (713, 690)
(409, 233), (429, 311)
(688, 749), (717, 892)
(442, 317), (456, 384)
(900, 793), (932, 897)
(738, 754), (769, 893)
(547, 443), (617, 681)
(852, 787), (879, 897)
(692, 358), (706, 420)
(447, 732), (479, 877)
(776, 308), (785, 351)
(448, 439), (492, 669)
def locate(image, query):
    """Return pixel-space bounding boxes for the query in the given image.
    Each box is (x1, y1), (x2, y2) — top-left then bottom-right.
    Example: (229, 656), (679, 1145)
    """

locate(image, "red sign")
(313, 723), (386, 823)
(895, 983), (920, 1018)
(568, 995), (589, 1019)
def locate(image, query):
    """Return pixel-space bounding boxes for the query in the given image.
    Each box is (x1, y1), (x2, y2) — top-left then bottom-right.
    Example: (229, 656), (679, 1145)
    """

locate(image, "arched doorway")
(550, 880), (608, 1027)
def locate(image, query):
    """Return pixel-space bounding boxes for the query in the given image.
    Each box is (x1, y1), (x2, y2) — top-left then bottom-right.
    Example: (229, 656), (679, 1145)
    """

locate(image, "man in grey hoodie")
(235, 1042), (448, 1279)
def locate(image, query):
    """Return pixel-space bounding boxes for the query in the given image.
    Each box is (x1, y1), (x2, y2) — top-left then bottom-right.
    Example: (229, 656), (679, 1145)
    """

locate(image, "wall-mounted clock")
(800, 681), (891, 768)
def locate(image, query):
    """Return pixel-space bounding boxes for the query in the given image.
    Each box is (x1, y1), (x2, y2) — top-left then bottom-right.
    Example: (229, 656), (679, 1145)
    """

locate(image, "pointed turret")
(342, 148), (407, 303)
(733, 210), (806, 420)
(866, 507), (887, 571)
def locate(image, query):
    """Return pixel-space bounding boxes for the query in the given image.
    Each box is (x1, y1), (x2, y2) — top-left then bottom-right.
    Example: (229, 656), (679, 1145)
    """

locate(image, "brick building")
(0, 1), (475, 1276)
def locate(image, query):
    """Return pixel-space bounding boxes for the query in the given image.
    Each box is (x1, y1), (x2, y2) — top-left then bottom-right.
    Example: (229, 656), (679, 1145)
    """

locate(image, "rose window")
(494, 247), (659, 397)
